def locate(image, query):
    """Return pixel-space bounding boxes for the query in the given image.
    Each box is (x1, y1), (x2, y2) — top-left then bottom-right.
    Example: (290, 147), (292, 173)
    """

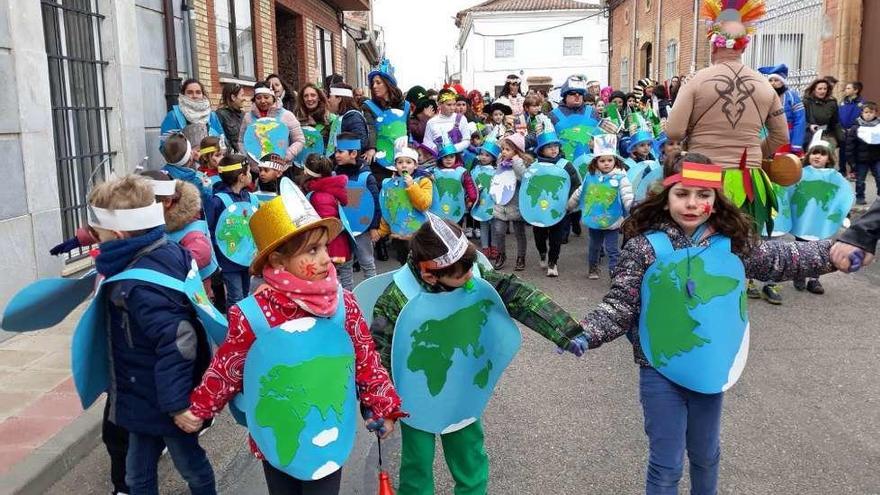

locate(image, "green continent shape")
(558, 126), (592, 160)
(474, 172), (493, 190)
(217, 214), (252, 255)
(584, 183), (617, 210)
(525, 174), (567, 208)
(254, 121), (280, 156)
(255, 355), (354, 466)
(473, 360), (493, 388)
(739, 289), (747, 322)
(790, 180), (839, 216)
(384, 187), (412, 223)
(645, 257), (739, 367)
(827, 211), (843, 223)
(435, 177), (464, 205)
(376, 120), (407, 160)
(407, 300), (493, 396)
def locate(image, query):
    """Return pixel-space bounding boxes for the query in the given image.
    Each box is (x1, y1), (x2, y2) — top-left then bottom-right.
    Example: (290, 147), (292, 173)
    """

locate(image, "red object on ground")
(378, 470), (395, 495)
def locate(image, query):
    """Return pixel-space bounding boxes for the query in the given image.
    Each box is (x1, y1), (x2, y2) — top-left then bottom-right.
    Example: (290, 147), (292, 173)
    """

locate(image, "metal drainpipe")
(182, 0), (199, 81)
(654, 0), (662, 81)
(691, 0), (699, 72)
(163, 0), (181, 111)
(607, 2), (613, 87)
(631, 0), (637, 86)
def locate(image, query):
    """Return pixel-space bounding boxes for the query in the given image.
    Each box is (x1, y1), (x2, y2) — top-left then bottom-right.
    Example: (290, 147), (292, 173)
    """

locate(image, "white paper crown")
(593, 134), (619, 157)
(421, 212), (469, 270)
(807, 129), (832, 152)
(88, 202), (166, 232)
(147, 178), (177, 196)
(393, 136), (418, 161)
(279, 177), (322, 228)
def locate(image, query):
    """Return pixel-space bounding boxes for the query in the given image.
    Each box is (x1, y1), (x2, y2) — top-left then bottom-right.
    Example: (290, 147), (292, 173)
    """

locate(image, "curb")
(0, 398), (105, 495)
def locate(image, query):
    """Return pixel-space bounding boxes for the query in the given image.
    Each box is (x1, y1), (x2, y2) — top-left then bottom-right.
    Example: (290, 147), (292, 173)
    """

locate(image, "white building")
(455, 0), (608, 96)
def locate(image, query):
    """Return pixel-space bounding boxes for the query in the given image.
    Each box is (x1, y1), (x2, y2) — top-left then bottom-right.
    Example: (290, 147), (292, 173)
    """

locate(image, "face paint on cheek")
(298, 260), (318, 278)
(702, 203), (713, 216)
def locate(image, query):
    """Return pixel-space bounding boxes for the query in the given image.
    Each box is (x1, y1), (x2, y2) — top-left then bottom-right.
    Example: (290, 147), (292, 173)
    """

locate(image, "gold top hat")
(249, 178), (342, 275)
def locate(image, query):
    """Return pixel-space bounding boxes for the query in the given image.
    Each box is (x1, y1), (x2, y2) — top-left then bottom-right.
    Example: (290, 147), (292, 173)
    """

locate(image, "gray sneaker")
(547, 264), (558, 277)
(588, 265), (599, 280)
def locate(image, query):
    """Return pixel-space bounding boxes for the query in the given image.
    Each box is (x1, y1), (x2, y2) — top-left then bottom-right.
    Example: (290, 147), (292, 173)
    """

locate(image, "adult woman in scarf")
(159, 79), (225, 152)
(266, 73), (296, 112)
(494, 74), (525, 117)
(295, 82), (339, 153)
(803, 78), (844, 149)
(216, 83), (247, 153)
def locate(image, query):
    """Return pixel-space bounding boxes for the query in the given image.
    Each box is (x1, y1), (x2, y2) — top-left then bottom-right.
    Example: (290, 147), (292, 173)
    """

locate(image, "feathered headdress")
(702, 0), (766, 51)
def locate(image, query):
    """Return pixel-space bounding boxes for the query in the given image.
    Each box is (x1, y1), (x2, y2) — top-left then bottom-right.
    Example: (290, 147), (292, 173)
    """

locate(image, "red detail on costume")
(189, 289), (404, 459)
(739, 148), (754, 202)
(378, 471), (395, 495)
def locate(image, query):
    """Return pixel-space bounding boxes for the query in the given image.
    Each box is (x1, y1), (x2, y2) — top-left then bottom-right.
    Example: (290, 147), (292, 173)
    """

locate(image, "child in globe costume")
(180, 178), (404, 495)
(162, 133), (215, 207)
(490, 133), (532, 271)
(579, 153), (838, 494)
(471, 137), (501, 258)
(378, 142), (434, 265)
(206, 154), (259, 308)
(785, 131), (855, 295)
(429, 134), (478, 224)
(360, 213), (588, 495)
(568, 134), (634, 280)
(526, 125), (582, 277)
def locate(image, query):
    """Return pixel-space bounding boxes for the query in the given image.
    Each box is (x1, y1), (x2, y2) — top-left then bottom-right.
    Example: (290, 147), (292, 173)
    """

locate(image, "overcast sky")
(372, 0), (478, 91)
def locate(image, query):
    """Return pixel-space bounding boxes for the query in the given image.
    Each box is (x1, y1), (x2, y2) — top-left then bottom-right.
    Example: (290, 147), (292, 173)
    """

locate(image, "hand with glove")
(363, 408), (395, 439)
(559, 333), (589, 357)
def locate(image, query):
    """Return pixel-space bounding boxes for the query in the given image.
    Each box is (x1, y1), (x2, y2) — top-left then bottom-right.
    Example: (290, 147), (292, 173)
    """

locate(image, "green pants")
(398, 420), (489, 495)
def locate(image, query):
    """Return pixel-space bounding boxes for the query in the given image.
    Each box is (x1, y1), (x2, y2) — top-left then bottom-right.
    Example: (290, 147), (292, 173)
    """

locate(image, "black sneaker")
(588, 265), (599, 280)
(793, 278), (806, 291)
(493, 252), (507, 270)
(806, 279), (825, 295)
(514, 256), (526, 271)
(761, 284), (783, 305)
(747, 279), (761, 299)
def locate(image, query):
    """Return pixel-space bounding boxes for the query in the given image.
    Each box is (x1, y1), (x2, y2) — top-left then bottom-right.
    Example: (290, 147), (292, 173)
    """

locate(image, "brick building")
(190, 0), (372, 103)
(607, 0), (880, 99)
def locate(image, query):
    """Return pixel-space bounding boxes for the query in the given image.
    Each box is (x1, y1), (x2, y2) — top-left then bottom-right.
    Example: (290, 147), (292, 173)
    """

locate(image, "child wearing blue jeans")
(87, 175), (215, 495)
(580, 154), (837, 494)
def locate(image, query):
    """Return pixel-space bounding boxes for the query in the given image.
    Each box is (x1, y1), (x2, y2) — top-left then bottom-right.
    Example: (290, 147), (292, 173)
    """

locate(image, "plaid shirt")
(369, 260), (585, 371)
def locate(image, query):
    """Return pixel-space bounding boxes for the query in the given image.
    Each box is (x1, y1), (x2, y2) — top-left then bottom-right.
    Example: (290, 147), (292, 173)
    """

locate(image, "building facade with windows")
(0, 0), (373, 312)
(455, 0), (608, 96)
(608, 0), (879, 97)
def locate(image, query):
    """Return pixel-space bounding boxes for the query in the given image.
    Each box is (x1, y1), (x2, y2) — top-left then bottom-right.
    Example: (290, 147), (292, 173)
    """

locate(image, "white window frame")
(214, 0), (256, 80)
(563, 36), (583, 57)
(665, 39), (678, 80)
(620, 57), (630, 91)
(495, 39), (514, 58)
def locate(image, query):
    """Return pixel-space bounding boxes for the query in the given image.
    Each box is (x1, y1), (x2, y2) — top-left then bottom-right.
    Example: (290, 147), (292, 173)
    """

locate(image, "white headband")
(147, 179), (177, 196)
(302, 166), (321, 178)
(254, 87), (275, 97)
(329, 87), (353, 98)
(170, 139), (192, 166)
(420, 212), (469, 270)
(88, 202), (166, 231)
(258, 159), (287, 172)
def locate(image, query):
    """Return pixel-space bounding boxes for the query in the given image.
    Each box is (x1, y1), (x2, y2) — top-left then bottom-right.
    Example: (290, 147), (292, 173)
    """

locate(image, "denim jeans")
(479, 220), (492, 249)
(222, 270), (250, 308)
(639, 367), (723, 495)
(352, 232), (377, 279)
(337, 260), (355, 291)
(126, 431), (216, 495)
(587, 228), (620, 271)
(854, 160), (880, 201)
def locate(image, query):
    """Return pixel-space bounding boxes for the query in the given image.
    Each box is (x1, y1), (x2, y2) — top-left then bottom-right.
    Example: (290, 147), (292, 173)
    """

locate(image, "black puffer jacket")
(844, 121), (880, 166)
(839, 199), (880, 254)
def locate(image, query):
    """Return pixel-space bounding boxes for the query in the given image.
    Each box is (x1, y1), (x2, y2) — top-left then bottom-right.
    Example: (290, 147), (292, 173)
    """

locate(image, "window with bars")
(495, 39), (514, 58)
(215, 0), (255, 79)
(563, 37), (583, 57)
(620, 57), (630, 91)
(315, 27), (334, 83)
(41, 0), (113, 261)
(665, 39), (678, 80)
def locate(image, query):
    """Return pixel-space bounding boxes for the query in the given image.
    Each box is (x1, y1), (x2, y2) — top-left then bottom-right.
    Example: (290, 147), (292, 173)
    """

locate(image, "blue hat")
(627, 129), (655, 155)
(652, 131), (668, 159)
(480, 139), (501, 158)
(434, 134), (458, 159)
(758, 64), (789, 83)
(336, 138), (361, 151)
(560, 75), (588, 97)
(368, 58), (397, 87)
(536, 130), (561, 153)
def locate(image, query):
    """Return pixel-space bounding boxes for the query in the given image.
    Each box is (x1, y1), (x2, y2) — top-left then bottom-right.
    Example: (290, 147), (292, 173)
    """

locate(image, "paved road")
(46, 230), (880, 495)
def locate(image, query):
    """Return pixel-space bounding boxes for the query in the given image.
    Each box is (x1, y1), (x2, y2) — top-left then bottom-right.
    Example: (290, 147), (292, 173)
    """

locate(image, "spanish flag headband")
(702, 0), (766, 51)
(419, 212), (470, 271)
(662, 162), (724, 189)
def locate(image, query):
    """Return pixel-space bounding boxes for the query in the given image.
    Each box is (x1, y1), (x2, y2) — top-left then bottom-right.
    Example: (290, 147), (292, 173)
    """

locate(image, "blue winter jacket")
(339, 109), (370, 148)
(106, 240), (211, 436)
(335, 158), (381, 230)
(162, 164), (213, 209)
(839, 96), (865, 130)
(781, 88), (807, 152)
(206, 182), (256, 273)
